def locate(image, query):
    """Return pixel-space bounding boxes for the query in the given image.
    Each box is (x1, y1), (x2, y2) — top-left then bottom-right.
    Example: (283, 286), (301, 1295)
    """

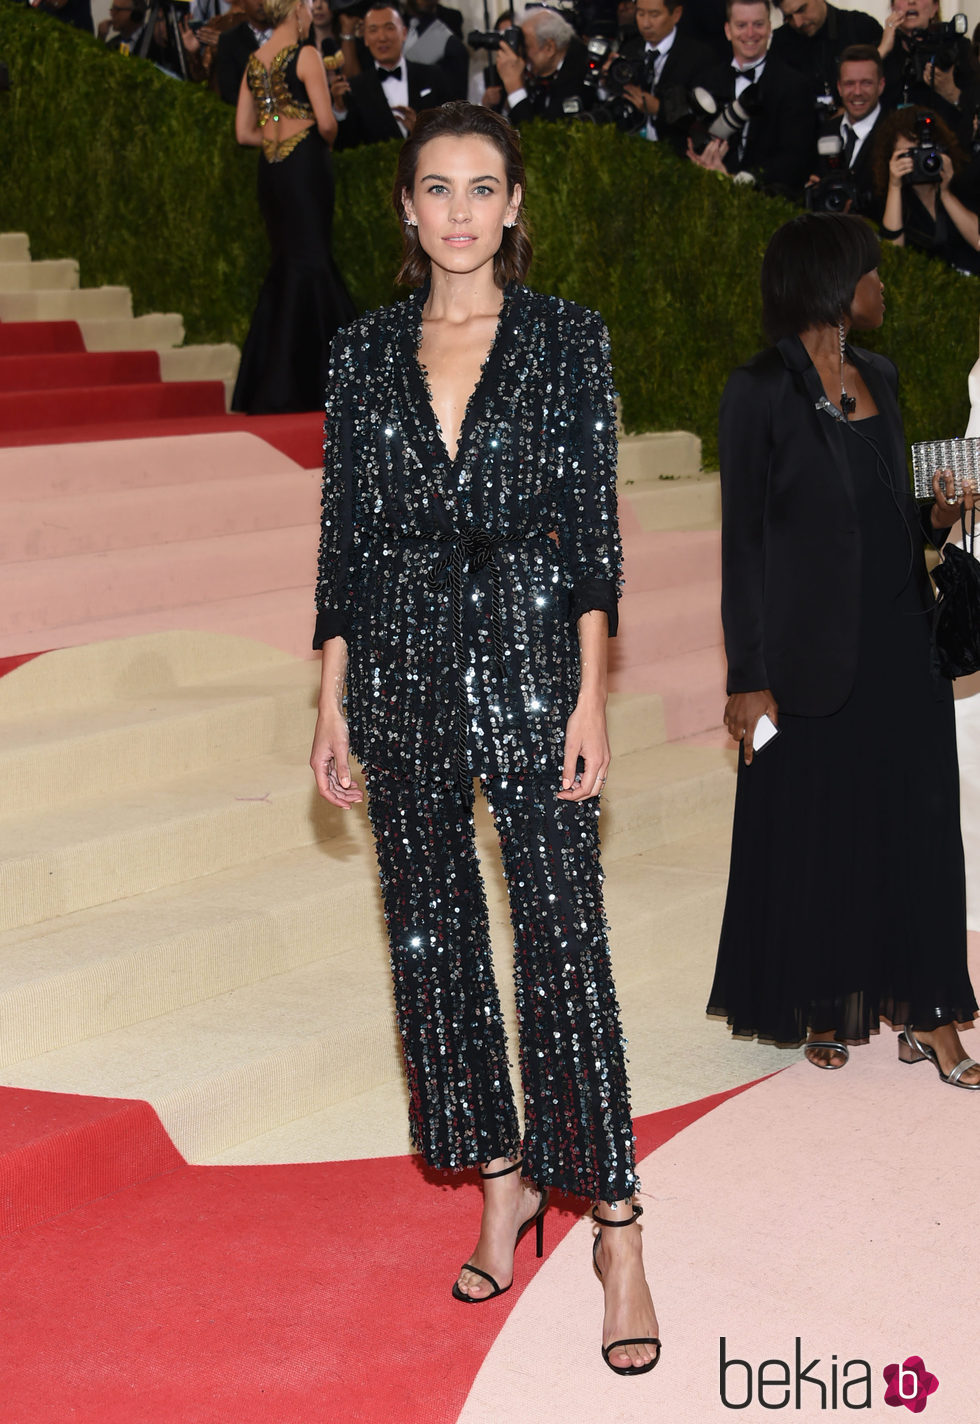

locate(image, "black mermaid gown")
(232, 45), (356, 415)
(708, 415), (978, 1044)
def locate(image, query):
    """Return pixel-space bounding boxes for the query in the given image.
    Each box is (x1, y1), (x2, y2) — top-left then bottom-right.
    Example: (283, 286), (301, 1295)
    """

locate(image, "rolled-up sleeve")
(563, 313), (624, 637)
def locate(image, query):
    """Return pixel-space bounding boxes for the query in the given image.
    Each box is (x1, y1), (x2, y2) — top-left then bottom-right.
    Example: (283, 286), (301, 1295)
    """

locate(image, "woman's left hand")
(558, 695), (610, 801)
(931, 467), (978, 528)
(938, 152), (955, 192)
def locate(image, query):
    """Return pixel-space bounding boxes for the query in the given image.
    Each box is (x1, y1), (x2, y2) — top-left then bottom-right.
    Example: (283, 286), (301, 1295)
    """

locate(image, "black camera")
(685, 84), (762, 155)
(902, 111), (947, 184)
(805, 134), (859, 212)
(904, 12), (968, 81)
(468, 25), (525, 56)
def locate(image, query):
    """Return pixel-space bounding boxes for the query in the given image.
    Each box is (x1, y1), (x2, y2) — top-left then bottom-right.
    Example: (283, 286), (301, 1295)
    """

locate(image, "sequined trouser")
(363, 766), (638, 1203)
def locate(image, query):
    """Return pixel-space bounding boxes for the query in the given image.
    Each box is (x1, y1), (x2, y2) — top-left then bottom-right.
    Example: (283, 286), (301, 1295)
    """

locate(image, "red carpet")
(0, 350), (162, 391)
(0, 1082), (761, 1424)
(0, 651), (47, 680)
(0, 319), (86, 355)
(0, 411), (325, 467)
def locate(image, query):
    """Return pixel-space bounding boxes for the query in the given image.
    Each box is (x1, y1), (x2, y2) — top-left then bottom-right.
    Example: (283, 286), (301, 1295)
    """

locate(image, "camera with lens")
(805, 132), (859, 213)
(467, 25), (525, 56)
(902, 111), (947, 184)
(903, 12), (968, 82)
(584, 51), (648, 130)
(684, 84), (762, 155)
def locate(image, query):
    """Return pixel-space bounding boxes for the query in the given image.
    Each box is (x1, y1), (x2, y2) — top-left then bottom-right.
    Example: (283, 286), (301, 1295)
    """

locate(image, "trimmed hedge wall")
(3, 0), (979, 464)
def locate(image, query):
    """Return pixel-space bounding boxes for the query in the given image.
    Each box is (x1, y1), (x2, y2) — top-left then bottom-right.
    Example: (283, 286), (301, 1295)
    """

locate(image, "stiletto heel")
(451, 1159), (549, 1303)
(591, 1204), (661, 1376)
(898, 1026), (980, 1089)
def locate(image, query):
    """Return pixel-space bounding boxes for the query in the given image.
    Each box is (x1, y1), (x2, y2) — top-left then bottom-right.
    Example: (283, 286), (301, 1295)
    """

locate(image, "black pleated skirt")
(232, 131), (356, 415)
(708, 416), (978, 1044)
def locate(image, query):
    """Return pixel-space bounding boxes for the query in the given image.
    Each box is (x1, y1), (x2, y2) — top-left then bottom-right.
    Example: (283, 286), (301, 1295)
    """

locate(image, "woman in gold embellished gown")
(233, 0), (356, 413)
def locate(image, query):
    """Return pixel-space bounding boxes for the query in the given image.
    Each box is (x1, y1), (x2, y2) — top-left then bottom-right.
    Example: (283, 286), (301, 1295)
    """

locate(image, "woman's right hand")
(310, 710), (363, 808)
(724, 689), (778, 766)
(888, 141), (913, 190)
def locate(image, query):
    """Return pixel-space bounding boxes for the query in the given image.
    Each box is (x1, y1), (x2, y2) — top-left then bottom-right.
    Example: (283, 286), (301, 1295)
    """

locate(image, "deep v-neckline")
(413, 288), (512, 468)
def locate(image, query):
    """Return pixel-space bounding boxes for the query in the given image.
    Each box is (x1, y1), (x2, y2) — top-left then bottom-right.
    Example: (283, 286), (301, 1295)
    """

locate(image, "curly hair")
(869, 105), (964, 197)
(392, 102), (532, 289)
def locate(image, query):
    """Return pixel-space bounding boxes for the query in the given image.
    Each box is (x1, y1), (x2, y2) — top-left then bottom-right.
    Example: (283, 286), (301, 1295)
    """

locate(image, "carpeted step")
(619, 430), (701, 482)
(0, 378), (227, 434)
(0, 233), (30, 263)
(0, 350), (161, 393)
(78, 312), (184, 351)
(612, 642), (728, 740)
(614, 580), (722, 670)
(0, 412), (324, 465)
(0, 259), (79, 294)
(0, 659), (320, 816)
(0, 320), (85, 356)
(0, 286), (133, 323)
(0, 844), (383, 1069)
(0, 432), (305, 499)
(0, 468), (320, 562)
(0, 1086), (185, 1236)
(626, 474), (722, 531)
(0, 524), (319, 637)
(613, 523), (720, 593)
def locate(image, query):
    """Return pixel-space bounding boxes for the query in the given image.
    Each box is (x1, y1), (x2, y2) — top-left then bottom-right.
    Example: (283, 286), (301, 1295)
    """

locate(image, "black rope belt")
(424, 527), (509, 786)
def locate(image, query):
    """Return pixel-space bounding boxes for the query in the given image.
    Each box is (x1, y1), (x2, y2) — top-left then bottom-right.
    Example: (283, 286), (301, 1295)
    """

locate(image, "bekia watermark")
(719, 1339), (939, 1412)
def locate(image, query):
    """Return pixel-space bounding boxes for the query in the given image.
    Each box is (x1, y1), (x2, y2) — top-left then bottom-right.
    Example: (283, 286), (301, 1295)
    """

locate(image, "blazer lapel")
(776, 334), (856, 508)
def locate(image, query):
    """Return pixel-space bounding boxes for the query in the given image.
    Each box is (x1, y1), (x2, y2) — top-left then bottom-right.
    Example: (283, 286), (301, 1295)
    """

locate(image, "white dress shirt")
(643, 25), (676, 142)
(841, 103), (881, 168)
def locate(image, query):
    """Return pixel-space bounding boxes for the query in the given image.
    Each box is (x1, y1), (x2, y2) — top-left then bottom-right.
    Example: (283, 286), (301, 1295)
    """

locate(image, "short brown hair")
(392, 102), (532, 289)
(725, 0), (770, 18)
(837, 43), (884, 79)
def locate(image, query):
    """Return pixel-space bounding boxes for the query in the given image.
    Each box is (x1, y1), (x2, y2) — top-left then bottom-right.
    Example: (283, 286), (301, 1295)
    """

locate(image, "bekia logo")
(719, 1339), (940, 1412)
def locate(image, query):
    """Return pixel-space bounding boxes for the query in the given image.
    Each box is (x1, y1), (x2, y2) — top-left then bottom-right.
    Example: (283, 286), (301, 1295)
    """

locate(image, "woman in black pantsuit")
(310, 103), (659, 1375)
(708, 212), (980, 1088)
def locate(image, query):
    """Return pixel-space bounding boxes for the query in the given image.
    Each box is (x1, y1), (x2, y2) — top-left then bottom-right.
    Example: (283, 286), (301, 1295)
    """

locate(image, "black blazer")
(508, 41), (596, 124)
(720, 336), (942, 715)
(618, 30), (716, 152)
(335, 60), (450, 148)
(215, 21), (261, 105)
(704, 55), (815, 196)
(848, 111), (885, 223)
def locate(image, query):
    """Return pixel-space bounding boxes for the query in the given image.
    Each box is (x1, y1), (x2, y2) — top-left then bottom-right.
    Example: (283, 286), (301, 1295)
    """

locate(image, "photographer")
(771, 0), (881, 109)
(875, 105), (980, 274)
(215, 0), (272, 102)
(688, 0), (814, 197)
(879, 0), (980, 146)
(332, 2), (450, 146)
(404, 0), (468, 99)
(100, 0), (146, 49)
(615, 0), (715, 151)
(806, 45), (885, 218)
(496, 8), (596, 123)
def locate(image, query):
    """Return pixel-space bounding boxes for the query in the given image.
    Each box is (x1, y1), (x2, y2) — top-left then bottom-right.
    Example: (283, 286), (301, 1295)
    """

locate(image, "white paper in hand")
(753, 713), (779, 752)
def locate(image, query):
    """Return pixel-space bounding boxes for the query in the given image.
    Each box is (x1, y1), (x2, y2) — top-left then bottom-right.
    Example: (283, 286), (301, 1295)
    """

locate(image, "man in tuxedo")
(688, 0), (814, 197)
(404, 0), (468, 99)
(495, 8), (597, 124)
(214, 0), (271, 103)
(807, 44), (886, 219)
(771, 0), (881, 108)
(616, 0), (716, 152)
(333, 2), (450, 147)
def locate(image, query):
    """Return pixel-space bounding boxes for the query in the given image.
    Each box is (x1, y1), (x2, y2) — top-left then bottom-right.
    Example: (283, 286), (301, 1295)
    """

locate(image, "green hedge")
(3, 0), (979, 463)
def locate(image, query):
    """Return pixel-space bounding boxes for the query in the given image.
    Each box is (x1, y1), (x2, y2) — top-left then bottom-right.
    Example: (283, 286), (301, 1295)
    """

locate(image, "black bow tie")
(378, 64), (403, 81)
(733, 64), (756, 81)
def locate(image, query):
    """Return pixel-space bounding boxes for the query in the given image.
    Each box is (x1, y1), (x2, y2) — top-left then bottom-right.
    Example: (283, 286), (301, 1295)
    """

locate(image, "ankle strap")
(592, 1203), (644, 1228)
(480, 1159), (522, 1180)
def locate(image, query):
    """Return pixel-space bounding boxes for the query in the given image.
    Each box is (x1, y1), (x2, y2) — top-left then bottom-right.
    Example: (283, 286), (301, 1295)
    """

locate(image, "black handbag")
(932, 506), (980, 678)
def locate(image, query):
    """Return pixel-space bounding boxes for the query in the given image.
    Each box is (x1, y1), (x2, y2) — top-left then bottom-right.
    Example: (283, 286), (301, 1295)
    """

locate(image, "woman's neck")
(799, 321), (847, 366)
(423, 265), (505, 324)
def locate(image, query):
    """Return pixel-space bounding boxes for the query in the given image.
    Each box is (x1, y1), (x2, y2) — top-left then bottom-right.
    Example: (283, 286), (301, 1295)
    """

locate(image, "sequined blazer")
(313, 283), (623, 781)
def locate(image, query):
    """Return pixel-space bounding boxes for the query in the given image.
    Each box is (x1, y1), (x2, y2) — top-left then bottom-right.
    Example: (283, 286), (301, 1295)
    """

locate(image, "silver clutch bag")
(911, 437), (980, 501)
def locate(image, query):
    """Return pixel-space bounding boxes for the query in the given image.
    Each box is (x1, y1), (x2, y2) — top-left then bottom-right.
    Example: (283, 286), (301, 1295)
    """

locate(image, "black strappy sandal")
(451, 1159), (549, 1303)
(592, 1203), (662, 1376)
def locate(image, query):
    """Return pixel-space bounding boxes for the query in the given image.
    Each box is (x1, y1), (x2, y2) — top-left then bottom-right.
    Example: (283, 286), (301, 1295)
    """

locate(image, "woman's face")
(898, 0), (938, 35)
(403, 135), (521, 280)
(311, 0), (331, 25)
(849, 268), (885, 330)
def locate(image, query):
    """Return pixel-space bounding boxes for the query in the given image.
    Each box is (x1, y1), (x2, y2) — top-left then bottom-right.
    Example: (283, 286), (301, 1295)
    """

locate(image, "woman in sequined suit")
(232, 0), (355, 413)
(310, 102), (660, 1376)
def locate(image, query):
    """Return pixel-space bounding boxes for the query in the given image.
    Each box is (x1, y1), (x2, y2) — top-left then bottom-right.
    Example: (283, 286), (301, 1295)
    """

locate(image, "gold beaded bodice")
(246, 45), (314, 161)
